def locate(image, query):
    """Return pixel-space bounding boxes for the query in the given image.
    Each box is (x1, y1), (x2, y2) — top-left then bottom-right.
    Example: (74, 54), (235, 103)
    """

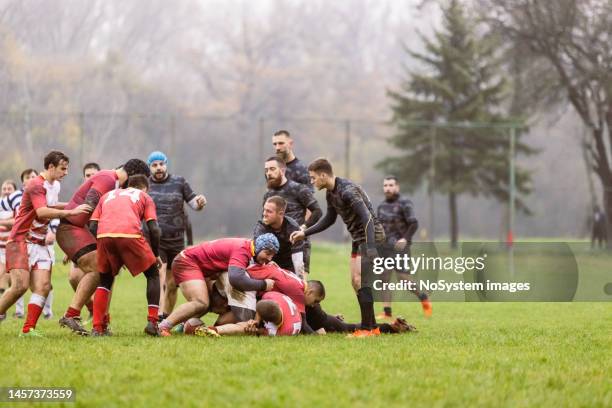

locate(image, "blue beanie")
(147, 151), (168, 166)
(254, 233), (280, 255)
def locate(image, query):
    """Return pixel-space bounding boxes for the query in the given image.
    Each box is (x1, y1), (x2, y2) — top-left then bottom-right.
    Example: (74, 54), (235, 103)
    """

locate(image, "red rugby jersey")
(183, 238), (253, 277)
(247, 263), (306, 313)
(64, 170), (119, 227)
(9, 175), (59, 244)
(261, 291), (302, 336)
(91, 188), (156, 238)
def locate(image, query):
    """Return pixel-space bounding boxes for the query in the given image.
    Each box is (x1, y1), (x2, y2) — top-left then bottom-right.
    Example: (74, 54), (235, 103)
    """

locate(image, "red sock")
(65, 306), (80, 318)
(23, 294), (46, 333)
(93, 288), (111, 332)
(85, 300), (94, 315)
(148, 305), (159, 323)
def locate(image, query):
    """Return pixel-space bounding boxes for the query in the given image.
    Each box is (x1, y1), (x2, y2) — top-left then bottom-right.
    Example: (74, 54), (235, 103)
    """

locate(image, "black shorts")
(303, 240), (311, 273)
(159, 245), (183, 267)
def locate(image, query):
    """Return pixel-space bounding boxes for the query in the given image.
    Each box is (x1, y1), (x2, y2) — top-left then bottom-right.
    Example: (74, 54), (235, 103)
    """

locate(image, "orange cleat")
(421, 299), (433, 317)
(347, 327), (381, 338)
(159, 327), (172, 337)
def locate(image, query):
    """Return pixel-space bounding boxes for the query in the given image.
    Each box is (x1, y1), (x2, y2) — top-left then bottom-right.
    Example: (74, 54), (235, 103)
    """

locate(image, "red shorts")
(56, 222), (97, 262)
(97, 237), (156, 276)
(172, 253), (205, 285)
(5, 241), (28, 271)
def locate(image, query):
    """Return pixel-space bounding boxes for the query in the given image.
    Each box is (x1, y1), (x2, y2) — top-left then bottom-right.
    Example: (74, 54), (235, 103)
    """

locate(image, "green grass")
(0, 242), (610, 407)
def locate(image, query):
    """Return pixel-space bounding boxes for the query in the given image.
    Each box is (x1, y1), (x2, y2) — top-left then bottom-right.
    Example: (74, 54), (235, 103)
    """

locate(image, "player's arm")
(88, 200), (103, 237)
(304, 203), (337, 236)
(183, 178), (206, 211)
(36, 204), (91, 220)
(288, 221), (306, 277)
(147, 220), (161, 257)
(49, 202), (68, 210)
(228, 265), (268, 292)
(299, 187), (322, 228)
(401, 200), (419, 243)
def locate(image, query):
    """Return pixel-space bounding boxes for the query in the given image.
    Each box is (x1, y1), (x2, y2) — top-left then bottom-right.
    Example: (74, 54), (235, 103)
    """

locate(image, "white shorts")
(214, 272), (257, 312)
(28, 243), (53, 271)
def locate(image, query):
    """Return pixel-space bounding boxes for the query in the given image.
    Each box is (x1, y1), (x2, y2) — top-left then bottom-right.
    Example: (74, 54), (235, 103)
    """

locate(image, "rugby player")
(63, 162), (101, 321)
(290, 158), (385, 337)
(254, 196), (306, 277)
(262, 156), (321, 278)
(0, 180), (18, 298)
(304, 280), (416, 335)
(2, 170), (55, 319)
(272, 130), (312, 188)
(157, 234), (279, 336)
(89, 175), (162, 336)
(0, 151), (91, 336)
(377, 176), (431, 319)
(57, 158), (150, 335)
(247, 292), (303, 336)
(146, 151), (206, 321)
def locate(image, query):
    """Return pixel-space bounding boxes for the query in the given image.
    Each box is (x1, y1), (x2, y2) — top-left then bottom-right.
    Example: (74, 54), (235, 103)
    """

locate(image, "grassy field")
(0, 242), (610, 407)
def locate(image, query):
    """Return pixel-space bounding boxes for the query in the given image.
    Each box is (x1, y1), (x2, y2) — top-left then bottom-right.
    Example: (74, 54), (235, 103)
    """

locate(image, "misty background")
(0, 0), (597, 240)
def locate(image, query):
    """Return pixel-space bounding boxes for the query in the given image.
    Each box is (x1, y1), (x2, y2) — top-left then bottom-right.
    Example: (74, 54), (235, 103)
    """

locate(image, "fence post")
(344, 120), (351, 179)
(429, 126), (436, 240)
(79, 112), (85, 170)
(508, 126), (516, 245)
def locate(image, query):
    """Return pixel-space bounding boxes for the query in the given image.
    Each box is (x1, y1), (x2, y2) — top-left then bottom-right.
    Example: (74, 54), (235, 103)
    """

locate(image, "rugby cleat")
(347, 327), (381, 338)
(19, 328), (44, 338)
(59, 316), (90, 336)
(390, 316), (417, 333)
(194, 326), (220, 338)
(144, 321), (160, 337)
(159, 327), (172, 337)
(91, 327), (112, 337)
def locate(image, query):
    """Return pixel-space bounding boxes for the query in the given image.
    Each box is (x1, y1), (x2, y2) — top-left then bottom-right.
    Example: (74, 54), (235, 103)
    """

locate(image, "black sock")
(417, 292), (429, 301)
(384, 306), (392, 316)
(158, 313), (168, 322)
(357, 287), (375, 330)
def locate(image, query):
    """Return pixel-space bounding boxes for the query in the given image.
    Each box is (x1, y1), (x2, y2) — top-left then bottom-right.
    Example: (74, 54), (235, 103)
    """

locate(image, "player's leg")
(0, 268), (29, 320)
(14, 294), (25, 318)
(56, 223), (98, 321)
(159, 279), (209, 334)
(22, 266), (51, 335)
(0, 241), (31, 322)
(143, 264), (161, 336)
(396, 270), (432, 317)
(43, 286), (54, 319)
(68, 263), (85, 292)
(157, 248), (168, 319)
(162, 249), (180, 316)
(92, 271), (114, 335)
(0, 257), (8, 296)
(350, 243), (377, 334)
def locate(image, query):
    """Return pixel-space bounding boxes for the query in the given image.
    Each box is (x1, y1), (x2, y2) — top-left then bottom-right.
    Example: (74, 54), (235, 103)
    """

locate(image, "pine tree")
(380, 0), (534, 247)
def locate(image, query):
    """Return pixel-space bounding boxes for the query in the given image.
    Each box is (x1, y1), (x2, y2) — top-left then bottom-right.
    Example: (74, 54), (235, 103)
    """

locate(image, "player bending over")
(88, 175), (162, 336)
(157, 234), (279, 336)
(57, 159), (150, 335)
(290, 158), (386, 337)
